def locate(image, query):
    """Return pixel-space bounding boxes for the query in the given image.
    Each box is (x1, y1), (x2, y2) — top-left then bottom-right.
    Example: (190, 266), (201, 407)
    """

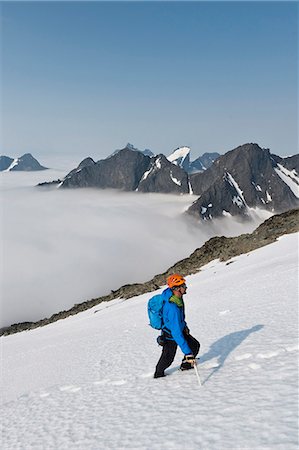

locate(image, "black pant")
(155, 333), (200, 377)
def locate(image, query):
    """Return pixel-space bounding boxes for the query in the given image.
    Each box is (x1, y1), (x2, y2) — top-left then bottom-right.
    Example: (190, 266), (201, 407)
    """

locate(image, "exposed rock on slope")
(137, 154), (189, 194)
(61, 146), (191, 194)
(62, 148), (151, 191)
(38, 142), (298, 220)
(188, 143), (299, 220)
(1, 208), (298, 336)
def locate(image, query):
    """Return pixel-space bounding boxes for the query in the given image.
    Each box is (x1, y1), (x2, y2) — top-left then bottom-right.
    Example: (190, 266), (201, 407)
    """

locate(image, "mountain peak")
(110, 144), (154, 159)
(167, 146), (190, 162)
(125, 143), (139, 151)
(0, 153), (48, 171)
(188, 143), (299, 220)
(167, 146), (191, 172)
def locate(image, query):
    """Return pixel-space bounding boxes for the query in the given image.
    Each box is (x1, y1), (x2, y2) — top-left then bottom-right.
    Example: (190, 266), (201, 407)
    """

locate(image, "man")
(154, 273), (200, 378)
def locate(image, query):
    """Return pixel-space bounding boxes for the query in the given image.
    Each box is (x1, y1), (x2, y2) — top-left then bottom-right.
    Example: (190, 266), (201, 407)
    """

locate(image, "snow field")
(1, 233), (298, 449)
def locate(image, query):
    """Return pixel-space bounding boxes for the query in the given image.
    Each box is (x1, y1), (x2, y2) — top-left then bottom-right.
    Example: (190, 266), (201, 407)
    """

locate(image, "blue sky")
(1, 1), (298, 162)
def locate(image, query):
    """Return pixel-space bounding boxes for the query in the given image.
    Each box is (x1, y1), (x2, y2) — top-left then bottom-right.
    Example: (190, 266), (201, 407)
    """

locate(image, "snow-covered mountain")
(167, 147), (220, 173)
(0, 153), (48, 171)
(60, 145), (191, 194)
(167, 146), (191, 172)
(39, 144), (218, 193)
(61, 146), (152, 191)
(38, 142), (298, 220)
(137, 154), (190, 194)
(2, 231), (298, 449)
(188, 143), (299, 220)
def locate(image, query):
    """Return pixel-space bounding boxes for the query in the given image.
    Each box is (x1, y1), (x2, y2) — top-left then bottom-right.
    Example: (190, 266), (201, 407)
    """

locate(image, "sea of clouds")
(0, 165), (270, 328)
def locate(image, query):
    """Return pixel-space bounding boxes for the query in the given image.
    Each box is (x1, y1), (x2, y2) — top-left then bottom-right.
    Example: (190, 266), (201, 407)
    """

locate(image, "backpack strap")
(162, 327), (173, 339)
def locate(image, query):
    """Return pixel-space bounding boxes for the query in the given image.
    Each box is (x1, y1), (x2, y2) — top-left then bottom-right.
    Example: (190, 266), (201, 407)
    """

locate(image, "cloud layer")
(0, 170), (268, 328)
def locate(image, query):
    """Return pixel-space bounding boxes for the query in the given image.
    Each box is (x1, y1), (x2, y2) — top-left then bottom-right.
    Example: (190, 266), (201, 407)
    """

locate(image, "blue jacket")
(161, 288), (192, 355)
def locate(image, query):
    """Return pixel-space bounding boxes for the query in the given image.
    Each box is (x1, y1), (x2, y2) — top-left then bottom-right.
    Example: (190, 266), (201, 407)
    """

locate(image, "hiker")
(154, 274), (200, 378)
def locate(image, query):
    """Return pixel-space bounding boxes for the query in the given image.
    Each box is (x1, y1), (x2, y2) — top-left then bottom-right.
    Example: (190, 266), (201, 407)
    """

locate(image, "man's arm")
(167, 306), (192, 355)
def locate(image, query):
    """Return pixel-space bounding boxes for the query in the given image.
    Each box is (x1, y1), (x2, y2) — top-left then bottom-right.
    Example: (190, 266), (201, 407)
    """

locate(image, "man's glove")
(184, 326), (190, 335)
(184, 354), (195, 366)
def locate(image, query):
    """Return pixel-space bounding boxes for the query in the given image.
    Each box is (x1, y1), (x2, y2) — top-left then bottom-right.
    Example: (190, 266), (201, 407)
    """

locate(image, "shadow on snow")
(199, 324), (264, 384)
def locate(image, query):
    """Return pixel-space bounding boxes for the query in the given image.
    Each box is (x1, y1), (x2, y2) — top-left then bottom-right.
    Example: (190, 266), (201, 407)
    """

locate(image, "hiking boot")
(180, 361), (193, 371)
(154, 372), (166, 378)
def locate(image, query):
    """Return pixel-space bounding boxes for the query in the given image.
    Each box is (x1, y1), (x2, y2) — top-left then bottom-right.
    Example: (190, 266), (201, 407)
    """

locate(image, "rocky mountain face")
(188, 144), (299, 220)
(40, 142), (298, 220)
(137, 154), (189, 194)
(62, 148), (151, 191)
(272, 154), (299, 173)
(110, 143), (155, 159)
(61, 146), (190, 194)
(0, 153), (48, 171)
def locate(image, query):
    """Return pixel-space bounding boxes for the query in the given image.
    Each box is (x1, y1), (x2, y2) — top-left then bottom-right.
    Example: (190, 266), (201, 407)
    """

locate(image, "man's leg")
(154, 339), (177, 378)
(180, 334), (200, 370)
(186, 334), (200, 357)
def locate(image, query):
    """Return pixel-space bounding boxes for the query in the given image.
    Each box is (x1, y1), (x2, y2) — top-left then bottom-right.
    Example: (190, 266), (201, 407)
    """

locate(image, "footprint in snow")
(59, 385), (81, 393)
(248, 363), (261, 370)
(69, 387), (81, 392)
(219, 310), (231, 316)
(94, 379), (127, 386)
(39, 392), (50, 398)
(235, 353), (252, 361)
(110, 379), (127, 386)
(93, 379), (110, 386)
(286, 344), (299, 352)
(257, 350), (283, 359)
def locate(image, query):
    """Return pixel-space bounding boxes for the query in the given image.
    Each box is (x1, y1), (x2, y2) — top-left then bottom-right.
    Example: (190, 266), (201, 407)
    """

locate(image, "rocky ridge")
(188, 144), (299, 219)
(39, 143), (299, 219)
(1, 208), (298, 336)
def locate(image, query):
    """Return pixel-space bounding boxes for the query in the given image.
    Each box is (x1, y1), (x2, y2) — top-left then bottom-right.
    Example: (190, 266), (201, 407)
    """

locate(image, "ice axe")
(193, 359), (202, 386)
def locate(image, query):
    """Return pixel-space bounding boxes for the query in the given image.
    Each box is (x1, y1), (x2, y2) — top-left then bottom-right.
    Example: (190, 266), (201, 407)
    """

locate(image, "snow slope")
(275, 163), (299, 198)
(3, 158), (19, 172)
(1, 233), (298, 449)
(167, 146), (190, 170)
(167, 146), (190, 164)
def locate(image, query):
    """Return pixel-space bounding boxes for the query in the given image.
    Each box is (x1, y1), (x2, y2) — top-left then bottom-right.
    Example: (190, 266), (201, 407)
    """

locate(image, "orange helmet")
(167, 274), (186, 288)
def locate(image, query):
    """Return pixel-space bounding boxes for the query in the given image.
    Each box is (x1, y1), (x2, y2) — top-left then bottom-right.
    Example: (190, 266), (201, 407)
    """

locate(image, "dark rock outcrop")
(64, 157), (96, 180)
(109, 143), (155, 159)
(37, 179), (63, 188)
(188, 143), (299, 219)
(62, 147), (151, 191)
(37, 142), (298, 220)
(271, 153), (299, 173)
(137, 154), (190, 194)
(61, 147), (190, 194)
